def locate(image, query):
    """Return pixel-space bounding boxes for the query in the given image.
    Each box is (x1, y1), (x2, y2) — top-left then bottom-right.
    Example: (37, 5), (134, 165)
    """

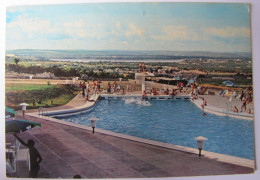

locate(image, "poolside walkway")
(6, 114), (254, 178)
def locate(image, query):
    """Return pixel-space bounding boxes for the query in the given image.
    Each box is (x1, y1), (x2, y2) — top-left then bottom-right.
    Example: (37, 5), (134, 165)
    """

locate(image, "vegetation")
(6, 84), (52, 91)
(5, 63), (125, 79)
(198, 73), (252, 87)
(14, 58), (20, 65)
(6, 84), (79, 110)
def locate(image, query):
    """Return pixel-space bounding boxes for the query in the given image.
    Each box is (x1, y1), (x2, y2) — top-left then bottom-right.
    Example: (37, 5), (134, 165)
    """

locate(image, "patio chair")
(10, 139), (31, 172)
(6, 159), (17, 177)
(17, 148), (30, 171)
(6, 147), (17, 177)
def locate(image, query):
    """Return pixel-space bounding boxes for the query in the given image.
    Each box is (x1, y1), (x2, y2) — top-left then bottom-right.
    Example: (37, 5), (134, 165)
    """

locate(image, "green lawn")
(5, 84), (53, 92)
(5, 84), (79, 110)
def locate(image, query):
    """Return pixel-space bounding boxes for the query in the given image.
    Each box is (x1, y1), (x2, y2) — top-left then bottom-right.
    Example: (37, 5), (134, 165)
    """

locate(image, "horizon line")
(5, 49), (252, 54)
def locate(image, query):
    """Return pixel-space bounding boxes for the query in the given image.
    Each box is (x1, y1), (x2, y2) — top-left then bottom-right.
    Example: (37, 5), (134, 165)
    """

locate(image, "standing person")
(142, 62), (146, 72)
(82, 82), (86, 97)
(142, 90), (147, 100)
(240, 90), (245, 101)
(93, 81), (96, 91)
(113, 81), (117, 93)
(241, 97), (247, 112)
(190, 83), (195, 94)
(107, 82), (111, 94)
(97, 81), (101, 92)
(201, 98), (207, 109)
(139, 63), (142, 72)
(14, 134), (42, 178)
(86, 82), (90, 94)
(122, 88), (125, 95)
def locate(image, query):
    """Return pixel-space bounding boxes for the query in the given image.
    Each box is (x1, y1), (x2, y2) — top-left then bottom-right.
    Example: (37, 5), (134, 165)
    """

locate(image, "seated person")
(233, 106), (238, 113)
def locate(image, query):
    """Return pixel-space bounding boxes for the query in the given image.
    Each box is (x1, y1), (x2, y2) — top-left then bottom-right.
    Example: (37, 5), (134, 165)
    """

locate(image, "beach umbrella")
(6, 119), (41, 134)
(5, 107), (17, 117)
(187, 79), (195, 86)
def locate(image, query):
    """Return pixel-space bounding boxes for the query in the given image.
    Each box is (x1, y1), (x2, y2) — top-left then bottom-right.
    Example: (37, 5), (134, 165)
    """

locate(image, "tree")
(14, 58), (20, 65)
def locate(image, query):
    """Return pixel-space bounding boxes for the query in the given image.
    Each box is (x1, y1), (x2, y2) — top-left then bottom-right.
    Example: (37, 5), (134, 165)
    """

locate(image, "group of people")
(218, 87), (253, 114)
(233, 87), (253, 114)
(106, 81), (137, 95)
(79, 80), (102, 96)
(139, 62), (146, 73)
(79, 80), (139, 96)
(143, 87), (178, 99)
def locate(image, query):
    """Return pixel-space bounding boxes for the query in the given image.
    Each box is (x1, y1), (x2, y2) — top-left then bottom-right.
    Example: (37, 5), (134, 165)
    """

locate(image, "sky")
(5, 2), (252, 52)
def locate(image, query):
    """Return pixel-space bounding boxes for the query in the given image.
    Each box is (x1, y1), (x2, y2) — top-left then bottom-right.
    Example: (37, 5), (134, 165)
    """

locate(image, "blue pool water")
(57, 99), (255, 160)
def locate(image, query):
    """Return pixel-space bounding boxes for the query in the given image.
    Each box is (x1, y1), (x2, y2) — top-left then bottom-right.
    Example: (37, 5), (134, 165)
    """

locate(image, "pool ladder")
(39, 107), (48, 117)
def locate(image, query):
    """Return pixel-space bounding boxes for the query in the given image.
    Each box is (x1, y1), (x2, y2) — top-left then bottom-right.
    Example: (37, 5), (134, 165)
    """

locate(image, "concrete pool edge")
(26, 112), (255, 169)
(102, 94), (254, 120)
(39, 93), (253, 120)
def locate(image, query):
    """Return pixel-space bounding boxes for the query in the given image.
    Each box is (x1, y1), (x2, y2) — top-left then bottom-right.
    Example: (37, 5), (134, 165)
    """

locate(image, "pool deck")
(7, 93), (256, 178)
(192, 95), (254, 120)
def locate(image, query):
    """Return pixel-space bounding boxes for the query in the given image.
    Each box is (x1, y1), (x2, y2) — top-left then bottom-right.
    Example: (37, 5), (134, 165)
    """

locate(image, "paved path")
(6, 114), (254, 178)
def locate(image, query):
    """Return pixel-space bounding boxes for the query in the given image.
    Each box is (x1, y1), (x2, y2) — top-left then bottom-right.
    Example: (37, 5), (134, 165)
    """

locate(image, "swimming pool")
(56, 98), (255, 160)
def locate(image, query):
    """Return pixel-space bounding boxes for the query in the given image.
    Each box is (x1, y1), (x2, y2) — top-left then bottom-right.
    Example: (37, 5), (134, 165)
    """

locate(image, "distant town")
(5, 49), (252, 87)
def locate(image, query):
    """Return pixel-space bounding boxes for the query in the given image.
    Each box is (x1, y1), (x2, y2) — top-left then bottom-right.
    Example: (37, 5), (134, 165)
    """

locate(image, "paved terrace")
(6, 114), (254, 178)
(6, 93), (255, 178)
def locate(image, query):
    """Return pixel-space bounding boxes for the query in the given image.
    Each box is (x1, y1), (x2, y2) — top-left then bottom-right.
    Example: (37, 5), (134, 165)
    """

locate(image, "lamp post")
(89, 117), (99, 134)
(194, 136), (208, 157)
(19, 103), (29, 116)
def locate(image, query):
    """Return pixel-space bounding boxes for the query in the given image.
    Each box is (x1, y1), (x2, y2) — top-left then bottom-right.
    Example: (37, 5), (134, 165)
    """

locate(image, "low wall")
(100, 94), (190, 100)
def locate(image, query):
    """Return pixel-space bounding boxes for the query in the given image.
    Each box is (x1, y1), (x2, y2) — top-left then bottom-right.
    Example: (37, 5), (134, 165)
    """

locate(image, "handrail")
(39, 107), (43, 116)
(39, 107), (48, 117)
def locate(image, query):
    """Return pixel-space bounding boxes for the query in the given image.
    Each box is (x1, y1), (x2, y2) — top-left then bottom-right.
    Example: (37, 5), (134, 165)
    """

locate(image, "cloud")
(115, 22), (121, 30)
(152, 25), (199, 41)
(204, 27), (250, 38)
(63, 20), (106, 39)
(6, 15), (62, 40)
(6, 15), (107, 41)
(64, 20), (88, 38)
(125, 23), (145, 37)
